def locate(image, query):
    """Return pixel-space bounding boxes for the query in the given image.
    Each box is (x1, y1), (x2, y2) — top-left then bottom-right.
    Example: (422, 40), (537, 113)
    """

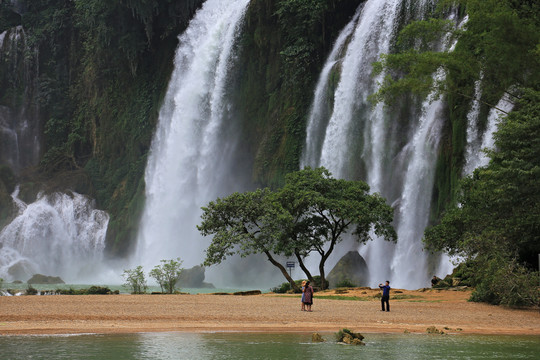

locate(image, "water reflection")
(1, 333), (539, 360)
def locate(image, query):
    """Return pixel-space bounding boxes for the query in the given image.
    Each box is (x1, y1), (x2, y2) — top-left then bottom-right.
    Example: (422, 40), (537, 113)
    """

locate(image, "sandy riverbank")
(1, 288), (538, 335)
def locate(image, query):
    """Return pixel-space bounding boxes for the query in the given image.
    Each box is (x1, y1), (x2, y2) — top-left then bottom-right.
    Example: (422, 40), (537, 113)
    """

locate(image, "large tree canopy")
(372, 0), (540, 106)
(424, 90), (540, 306)
(198, 167), (396, 290)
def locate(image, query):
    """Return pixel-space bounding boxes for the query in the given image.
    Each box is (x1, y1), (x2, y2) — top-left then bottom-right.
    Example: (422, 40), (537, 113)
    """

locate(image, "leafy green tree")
(149, 258), (184, 294)
(372, 0), (540, 107)
(424, 90), (540, 306)
(199, 167), (396, 290)
(122, 265), (147, 294)
(275, 167), (396, 289)
(199, 188), (299, 289)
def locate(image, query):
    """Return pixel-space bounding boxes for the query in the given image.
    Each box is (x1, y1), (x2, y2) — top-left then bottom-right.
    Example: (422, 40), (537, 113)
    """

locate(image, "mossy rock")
(327, 251), (369, 288)
(27, 274), (65, 284)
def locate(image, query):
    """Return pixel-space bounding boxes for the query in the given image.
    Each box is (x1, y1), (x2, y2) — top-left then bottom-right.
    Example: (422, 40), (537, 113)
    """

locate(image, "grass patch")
(391, 294), (421, 300)
(315, 295), (371, 301)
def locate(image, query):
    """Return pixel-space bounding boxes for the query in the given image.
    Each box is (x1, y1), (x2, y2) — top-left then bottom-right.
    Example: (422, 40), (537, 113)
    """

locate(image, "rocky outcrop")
(327, 251), (370, 288)
(336, 328), (365, 345)
(176, 265), (214, 288)
(27, 274), (64, 284)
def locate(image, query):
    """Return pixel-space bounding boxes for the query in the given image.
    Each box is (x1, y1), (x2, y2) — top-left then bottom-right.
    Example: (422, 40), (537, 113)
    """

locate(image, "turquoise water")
(1, 333), (539, 359)
(1, 283), (258, 295)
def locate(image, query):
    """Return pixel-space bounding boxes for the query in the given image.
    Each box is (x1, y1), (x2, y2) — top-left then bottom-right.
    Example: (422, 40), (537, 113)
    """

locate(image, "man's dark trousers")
(381, 295), (389, 311)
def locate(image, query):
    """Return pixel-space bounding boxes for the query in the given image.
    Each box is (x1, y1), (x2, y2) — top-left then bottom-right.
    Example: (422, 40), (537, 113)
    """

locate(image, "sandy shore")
(1, 288), (539, 335)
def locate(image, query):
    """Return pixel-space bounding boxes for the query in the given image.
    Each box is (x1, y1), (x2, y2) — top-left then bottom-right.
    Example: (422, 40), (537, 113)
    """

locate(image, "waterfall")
(302, 0), (459, 288)
(0, 187), (109, 282)
(0, 25), (109, 284)
(135, 0), (252, 283)
(0, 26), (41, 172)
(463, 93), (515, 173)
(463, 79), (483, 175)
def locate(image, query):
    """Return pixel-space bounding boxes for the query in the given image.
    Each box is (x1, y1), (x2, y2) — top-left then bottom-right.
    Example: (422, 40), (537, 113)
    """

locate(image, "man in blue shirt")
(379, 281), (390, 311)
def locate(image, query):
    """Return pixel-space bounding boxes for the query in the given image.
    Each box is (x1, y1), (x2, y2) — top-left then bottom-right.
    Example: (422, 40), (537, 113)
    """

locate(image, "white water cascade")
(302, 0), (457, 288)
(0, 187), (109, 282)
(463, 93), (515, 174)
(135, 0), (256, 285)
(0, 25), (41, 172)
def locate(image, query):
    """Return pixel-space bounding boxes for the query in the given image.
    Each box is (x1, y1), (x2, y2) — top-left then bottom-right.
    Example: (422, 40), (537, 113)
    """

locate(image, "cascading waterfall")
(135, 0), (253, 283)
(302, 0), (457, 288)
(463, 93), (515, 174)
(0, 25), (41, 172)
(0, 25), (111, 284)
(463, 79), (483, 175)
(0, 187), (109, 282)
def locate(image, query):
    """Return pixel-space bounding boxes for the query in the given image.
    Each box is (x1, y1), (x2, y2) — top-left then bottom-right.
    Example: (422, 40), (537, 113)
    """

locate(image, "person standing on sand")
(300, 280), (307, 311)
(303, 281), (313, 312)
(379, 280), (390, 312)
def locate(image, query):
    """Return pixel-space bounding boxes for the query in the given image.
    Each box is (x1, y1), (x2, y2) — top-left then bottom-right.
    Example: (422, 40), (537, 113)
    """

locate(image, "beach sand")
(1, 288), (539, 335)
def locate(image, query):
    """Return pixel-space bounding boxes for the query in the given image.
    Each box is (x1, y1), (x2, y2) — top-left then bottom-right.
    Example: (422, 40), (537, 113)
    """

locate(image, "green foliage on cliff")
(234, 0), (363, 187)
(373, 0), (540, 221)
(425, 90), (540, 306)
(0, 0), (203, 255)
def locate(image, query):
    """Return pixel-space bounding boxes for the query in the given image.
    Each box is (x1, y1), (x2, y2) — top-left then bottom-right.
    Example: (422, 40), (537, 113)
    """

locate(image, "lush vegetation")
(373, 0), (540, 306)
(0, 0), (204, 254)
(149, 258), (184, 294)
(233, 0), (364, 187)
(199, 167), (395, 290)
(425, 91), (540, 306)
(122, 265), (148, 294)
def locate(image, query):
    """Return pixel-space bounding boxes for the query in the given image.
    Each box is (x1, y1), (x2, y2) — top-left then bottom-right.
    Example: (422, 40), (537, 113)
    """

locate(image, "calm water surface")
(1, 332), (539, 359)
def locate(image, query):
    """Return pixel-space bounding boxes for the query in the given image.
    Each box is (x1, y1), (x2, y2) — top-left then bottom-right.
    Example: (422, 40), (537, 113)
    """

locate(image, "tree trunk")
(295, 250), (315, 284)
(264, 250), (300, 292)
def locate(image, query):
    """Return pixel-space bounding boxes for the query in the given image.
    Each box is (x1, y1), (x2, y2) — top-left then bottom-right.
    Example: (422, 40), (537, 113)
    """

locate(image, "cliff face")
(0, 0), (519, 259)
(0, 0), (205, 253)
(0, 0), (368, 255)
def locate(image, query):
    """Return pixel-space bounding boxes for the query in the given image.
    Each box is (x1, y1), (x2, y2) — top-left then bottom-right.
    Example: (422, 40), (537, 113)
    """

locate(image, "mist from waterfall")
(302, 0), (459, 289)
(0, 187), (109, 283)
(135, 0), (269, 287)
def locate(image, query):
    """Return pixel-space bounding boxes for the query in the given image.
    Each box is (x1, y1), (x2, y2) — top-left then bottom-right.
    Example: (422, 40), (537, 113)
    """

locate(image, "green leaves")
(149, 258), (184, 294)
(372, 0), (540, 106)
(424, 90), (540, 306)
(199, 167), (396, 289)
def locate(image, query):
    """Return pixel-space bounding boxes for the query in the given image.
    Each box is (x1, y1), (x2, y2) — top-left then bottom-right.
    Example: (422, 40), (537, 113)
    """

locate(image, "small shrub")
(25, 286), (38, 295)
(123, 265), (147, 294)
(149, 258), (183, 294)
(86, 286), (112, 295)
(271, 282), (291, 293)
(470, 259), (539, 307)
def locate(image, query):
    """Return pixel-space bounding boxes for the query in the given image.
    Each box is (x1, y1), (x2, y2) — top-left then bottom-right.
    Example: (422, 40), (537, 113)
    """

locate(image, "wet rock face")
(0, 26), (41, 173)
(27, 273), (65, 284)
(177, 265), (215, 288)
(327, 251), (370, 288)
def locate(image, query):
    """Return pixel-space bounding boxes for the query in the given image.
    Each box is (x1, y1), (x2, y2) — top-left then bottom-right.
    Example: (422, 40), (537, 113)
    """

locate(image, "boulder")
(311, 333), (325, 342)
(27, 274), (64, 284)
(336, 328), (365, 345)
(176, 266), (215, 288)
(327, 251), (370, 288)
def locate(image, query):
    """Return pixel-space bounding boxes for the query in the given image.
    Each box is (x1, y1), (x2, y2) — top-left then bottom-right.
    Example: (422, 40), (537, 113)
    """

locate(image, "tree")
(275, 167), (396, 289)
(149, 258), (184, 294)
(371, 0), (540, 107)
(424, 90), (540, 306)
(199, 188), (300, 290)
(198, 167), (396, 290)
(122, 265), (147, 294)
